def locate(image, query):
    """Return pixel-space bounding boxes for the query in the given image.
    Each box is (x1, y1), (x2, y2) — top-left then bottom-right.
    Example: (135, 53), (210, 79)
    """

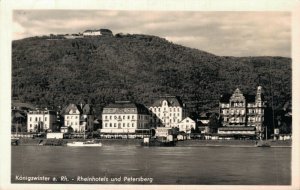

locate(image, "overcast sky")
(13, 10), (291, 57)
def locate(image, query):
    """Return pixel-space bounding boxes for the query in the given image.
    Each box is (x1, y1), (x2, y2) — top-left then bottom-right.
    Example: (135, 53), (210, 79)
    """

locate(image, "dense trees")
(12, 34), (291, 116)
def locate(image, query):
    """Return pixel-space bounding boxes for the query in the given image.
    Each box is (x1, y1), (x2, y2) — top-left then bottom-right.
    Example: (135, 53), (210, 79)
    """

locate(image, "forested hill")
(12, 34), (291, 116)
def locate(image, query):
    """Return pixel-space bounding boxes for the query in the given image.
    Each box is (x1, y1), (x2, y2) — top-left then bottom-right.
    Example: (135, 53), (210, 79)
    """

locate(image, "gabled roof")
(103, 101), (149, 114)
(151, 96), (183, 107)
(61, 103), (93, 115)
(179, 117), (195, 123)
(220, 87), (263, 103)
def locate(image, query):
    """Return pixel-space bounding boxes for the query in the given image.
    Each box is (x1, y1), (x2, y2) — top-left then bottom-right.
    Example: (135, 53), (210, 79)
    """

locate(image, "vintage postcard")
(1, 0), (299, 190)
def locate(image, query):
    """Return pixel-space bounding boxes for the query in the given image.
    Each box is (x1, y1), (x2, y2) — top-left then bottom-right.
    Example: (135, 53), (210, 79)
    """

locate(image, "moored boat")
(66, 140), (102, 147)
(256, 140), (271, 147)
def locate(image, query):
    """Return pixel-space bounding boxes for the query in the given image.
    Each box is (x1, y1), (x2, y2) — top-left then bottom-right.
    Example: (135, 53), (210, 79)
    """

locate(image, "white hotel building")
(61, 103), (94, 132)
(27, 109), (56, 132)
(148, 96), (183, 128)
(101, 101), (150, 135)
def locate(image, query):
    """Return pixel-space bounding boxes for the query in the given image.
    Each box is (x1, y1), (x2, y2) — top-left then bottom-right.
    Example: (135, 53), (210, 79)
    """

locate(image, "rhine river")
(11, 145), (291, 185)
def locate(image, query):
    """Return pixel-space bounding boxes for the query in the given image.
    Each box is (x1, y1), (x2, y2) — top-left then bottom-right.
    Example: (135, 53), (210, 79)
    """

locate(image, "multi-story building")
(148, 96), (183, 128)
(61, 103), (94, 133)
(219, 86), (266, 139)
(101, 101), (150, 136)
(27, 108), (57, 132)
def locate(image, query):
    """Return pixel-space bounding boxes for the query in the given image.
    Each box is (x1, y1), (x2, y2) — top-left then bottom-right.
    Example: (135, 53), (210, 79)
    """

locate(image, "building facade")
(62, 103), (94, 133)
(148, 96), (183, 128)
(219, 86), (266, 139)
(27, 109), (57, 132)
(101, 101), (150, 136)
(83, 30), (101, 36)
(178, 117), (196, 134)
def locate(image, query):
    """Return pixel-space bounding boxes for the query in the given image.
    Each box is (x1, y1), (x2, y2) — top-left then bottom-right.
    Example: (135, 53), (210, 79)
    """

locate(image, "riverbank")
(13, 138), (292, 147)
(176, 139), (292, 147)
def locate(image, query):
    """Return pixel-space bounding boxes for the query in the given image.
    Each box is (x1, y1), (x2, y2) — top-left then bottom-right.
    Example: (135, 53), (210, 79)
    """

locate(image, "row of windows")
(66, 115), (78, 119)
(180, 125), (194, 129)
(104, 115), (140, 120)
(67, 121), (78, 126)
(66, 121), (93, 126)
(224, 117), (263, 122)
(151, 112), (180, 117)
(29, 117), (48, 122)
(222, 109), (263, 114)
(104, 123), (136, 128)
(221, 103), (263, 108)
(29, 124), (47, 128)
(150, 118), (180, 123)
(149, 107), (181, 112)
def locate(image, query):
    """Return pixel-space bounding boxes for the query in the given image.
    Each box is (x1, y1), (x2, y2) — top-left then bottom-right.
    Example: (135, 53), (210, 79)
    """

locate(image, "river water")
(11, 145), (291, 185)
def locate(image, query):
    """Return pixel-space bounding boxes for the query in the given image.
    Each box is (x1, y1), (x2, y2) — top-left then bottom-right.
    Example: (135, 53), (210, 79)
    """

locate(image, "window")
(110, 116), (112, 119)
(118, 123), (121, 128)
(45, 117), (47, 121)
(45, 124), (47, 128)
(67, 116), (69, 119)
(105, 123), (108, 127)
(30, 117), (32, 121)
(110, 123), (112, 127)
(105, 116), (108, 119)
(158, 108), (161, 112)
(30, 124), (32, 128)
(123, 116), (125, 119)
(114, 123), (116, 127)
(127, 116), (130, 119)
(132, 115), (134, 119)
(123, 123), (125, 127)
(127, 123), (130, 127)
(132, 123), (135, 127)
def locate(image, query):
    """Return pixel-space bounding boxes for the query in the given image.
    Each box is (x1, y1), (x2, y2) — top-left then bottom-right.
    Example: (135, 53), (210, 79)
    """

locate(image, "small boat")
(66, 140), (102, 147)
(141, 137), (176, 147)
(256, 140), (271, 147)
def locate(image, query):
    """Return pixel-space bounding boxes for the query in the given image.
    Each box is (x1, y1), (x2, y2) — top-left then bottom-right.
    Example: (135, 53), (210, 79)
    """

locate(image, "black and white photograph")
(1, 1), (300, 190)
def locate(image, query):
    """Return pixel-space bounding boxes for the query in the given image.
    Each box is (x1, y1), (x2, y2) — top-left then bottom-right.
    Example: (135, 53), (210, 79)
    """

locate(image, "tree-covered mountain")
(12, 34), (291, 116)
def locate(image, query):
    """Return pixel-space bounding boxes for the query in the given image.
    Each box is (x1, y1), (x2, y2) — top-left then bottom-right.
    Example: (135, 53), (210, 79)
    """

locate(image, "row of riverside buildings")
(24, 86), (273, 140)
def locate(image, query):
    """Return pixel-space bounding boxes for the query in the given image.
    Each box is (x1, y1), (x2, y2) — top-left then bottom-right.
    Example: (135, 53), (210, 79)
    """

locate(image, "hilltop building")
(27, 108), (57, 132)
(61, 103), (94, 133)
(148, 96), (184, 128)
(83, 29), (113, 36)
(100, 101), (151, 137)
(219, 86), (266, 139)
